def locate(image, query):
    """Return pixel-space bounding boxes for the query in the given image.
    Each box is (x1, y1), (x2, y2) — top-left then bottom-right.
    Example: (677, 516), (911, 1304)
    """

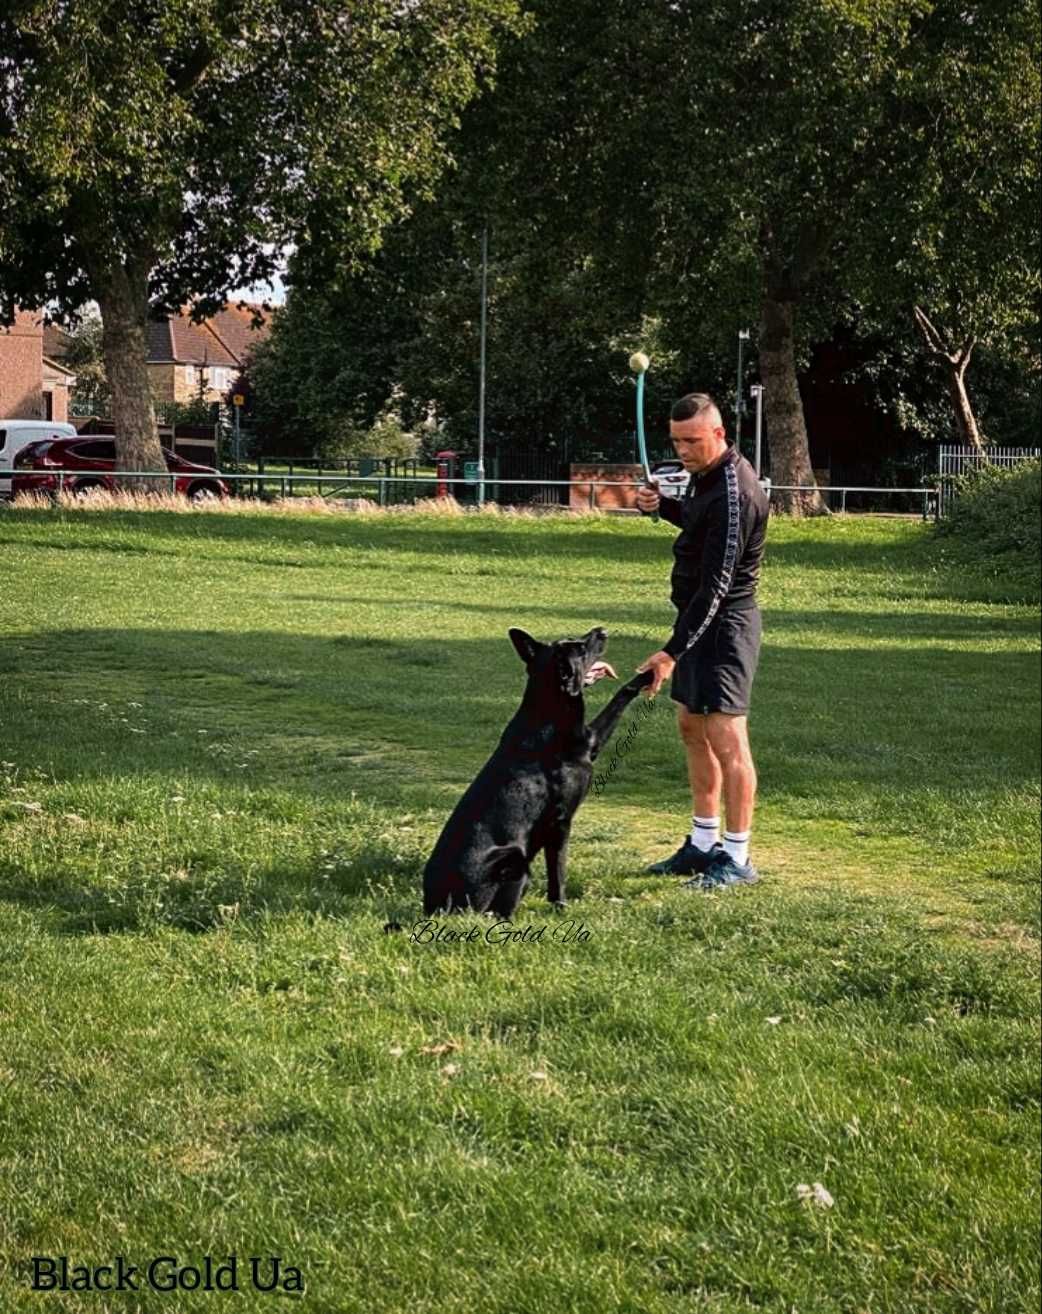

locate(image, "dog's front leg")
(586, 671), (655, 758)
(544, 830), (570, 908)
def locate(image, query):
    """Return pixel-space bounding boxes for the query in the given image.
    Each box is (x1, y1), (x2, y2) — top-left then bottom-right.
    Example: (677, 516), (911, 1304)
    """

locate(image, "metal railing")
(10, 469), (941, 517)
(766, 483), (939, 519)
(936, 444), (1040, 515)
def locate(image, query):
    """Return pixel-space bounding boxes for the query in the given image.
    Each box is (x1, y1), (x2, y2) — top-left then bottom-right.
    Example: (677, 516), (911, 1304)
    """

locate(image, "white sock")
(723, 830), (750, 866)
(689, 815), (720, 852)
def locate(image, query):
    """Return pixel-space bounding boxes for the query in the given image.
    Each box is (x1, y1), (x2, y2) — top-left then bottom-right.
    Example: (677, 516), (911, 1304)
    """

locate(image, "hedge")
(937, 459), (1041, 601)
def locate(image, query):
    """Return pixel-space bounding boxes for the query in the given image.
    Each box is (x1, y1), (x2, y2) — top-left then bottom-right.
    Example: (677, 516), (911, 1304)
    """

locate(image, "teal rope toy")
(629, 351), (657, 522)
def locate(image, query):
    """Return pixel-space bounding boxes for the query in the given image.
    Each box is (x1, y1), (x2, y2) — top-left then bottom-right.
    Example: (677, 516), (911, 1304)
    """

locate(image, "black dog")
(422, 627), (654, 917)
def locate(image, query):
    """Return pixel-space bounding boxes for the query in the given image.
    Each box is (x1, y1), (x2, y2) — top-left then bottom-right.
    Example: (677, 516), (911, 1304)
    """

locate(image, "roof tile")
(147, 303), (270, 366)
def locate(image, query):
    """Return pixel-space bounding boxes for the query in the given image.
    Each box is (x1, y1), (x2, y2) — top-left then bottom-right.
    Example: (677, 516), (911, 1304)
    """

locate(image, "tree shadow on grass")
(3, 621), (1036, 790)
(1, 507), (667, 566)
(6, 508), (1027, 613)
(2, 620), (1037, 933)
(8, 504), (936, 571)
(277, 596), (1042, 646)
(0, 847), (418, 937)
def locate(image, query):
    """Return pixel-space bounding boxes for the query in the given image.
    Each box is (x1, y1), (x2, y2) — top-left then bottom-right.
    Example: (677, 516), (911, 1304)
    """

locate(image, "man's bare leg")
(676, 707), (722, 817)
(645, 708), (725, 873)
(704, 713), (757, 864)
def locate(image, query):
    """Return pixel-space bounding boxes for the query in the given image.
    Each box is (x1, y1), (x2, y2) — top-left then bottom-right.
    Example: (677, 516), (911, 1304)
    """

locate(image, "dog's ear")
(508, 628), (542, 665)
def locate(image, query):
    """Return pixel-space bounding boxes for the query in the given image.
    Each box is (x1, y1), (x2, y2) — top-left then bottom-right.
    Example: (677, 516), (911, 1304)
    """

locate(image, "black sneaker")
(681, 850), (760, 891)
(645, 839), (723, 876)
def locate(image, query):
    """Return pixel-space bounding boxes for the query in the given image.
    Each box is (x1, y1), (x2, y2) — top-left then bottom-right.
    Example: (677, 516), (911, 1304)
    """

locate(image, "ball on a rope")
(629, 351), (650, 374)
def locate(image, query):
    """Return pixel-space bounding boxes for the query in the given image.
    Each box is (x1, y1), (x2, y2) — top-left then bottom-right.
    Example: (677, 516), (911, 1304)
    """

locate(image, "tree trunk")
(92, 259), (168, 489)
(759, 290), (827, 516)
(946, 357), (983, 450)
(912, 306), (984, 452)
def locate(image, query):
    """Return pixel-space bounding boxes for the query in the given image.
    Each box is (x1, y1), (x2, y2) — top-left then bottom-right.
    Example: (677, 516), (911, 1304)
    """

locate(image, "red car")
(12, 436), (230, 501)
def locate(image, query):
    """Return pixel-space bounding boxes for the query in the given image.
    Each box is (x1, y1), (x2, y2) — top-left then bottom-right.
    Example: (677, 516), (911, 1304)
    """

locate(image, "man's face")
(670, 414), (727, 473)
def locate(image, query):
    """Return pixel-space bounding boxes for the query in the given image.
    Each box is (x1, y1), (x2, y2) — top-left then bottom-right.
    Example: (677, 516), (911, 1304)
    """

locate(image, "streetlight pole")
(477, 226), (488, 507)
(232, 392), (245, 470)
(750, 383), (764, 478)
(735, 328), (750, 451)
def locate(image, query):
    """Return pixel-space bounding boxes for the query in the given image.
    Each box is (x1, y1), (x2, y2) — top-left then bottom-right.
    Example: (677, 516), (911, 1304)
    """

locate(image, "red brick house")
(0, 310), (74, 421)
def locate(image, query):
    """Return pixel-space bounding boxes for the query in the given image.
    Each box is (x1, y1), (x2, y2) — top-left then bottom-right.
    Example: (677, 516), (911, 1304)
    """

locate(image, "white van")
(0, 419), (78, 497)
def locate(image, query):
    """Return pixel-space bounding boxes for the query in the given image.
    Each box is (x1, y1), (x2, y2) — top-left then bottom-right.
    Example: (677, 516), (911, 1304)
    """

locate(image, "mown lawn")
(0, 503), (1038, 1313)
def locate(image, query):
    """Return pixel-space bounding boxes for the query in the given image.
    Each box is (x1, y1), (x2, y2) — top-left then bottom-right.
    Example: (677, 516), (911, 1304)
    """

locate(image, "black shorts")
(670, 606), (762, 716)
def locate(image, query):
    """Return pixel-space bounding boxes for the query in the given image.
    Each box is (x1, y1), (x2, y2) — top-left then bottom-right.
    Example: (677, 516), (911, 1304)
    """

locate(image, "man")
(635, 392), (769, 889)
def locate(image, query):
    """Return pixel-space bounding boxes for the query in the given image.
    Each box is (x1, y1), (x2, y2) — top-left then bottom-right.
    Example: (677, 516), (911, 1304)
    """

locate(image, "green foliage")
(248, 292), (385, 455)
(250, 221), (711, 460)
(938, 460), (1042, 599)
(0, 1), (524, 321)
(0, 0), (523, 468)
(363, 392), (420, 460)
(258, 0), (1038, 471)
(316, 395), (421, 464)
(155, 396), (216, 428)
(61, 311), (110, 412)
(819, 304), (1042, 448)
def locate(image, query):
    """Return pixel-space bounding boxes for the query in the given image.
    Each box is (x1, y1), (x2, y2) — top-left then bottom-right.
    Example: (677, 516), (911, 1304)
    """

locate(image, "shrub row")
(938, 459), (1041, 600)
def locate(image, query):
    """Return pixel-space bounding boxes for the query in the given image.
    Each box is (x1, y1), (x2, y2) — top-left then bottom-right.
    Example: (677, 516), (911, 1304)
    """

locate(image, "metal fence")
(14, 470), (943, 517)
(937, 444), (1041, 515)
(241, 456), (422, 502)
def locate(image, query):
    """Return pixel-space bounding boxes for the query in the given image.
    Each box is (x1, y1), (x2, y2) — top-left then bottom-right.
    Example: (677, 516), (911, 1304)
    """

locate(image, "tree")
(912, 307), (983, 448)
(60, 310), (110, 414)
(0, 0), (520, 478)
(390, 0), (1038, 511)
(862, 0), (1041, 451)
(249, 221), (687, 464)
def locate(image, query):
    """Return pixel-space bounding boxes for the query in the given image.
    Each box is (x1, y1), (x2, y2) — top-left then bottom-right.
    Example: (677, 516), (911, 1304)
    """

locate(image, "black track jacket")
(640, 445), (769, 659)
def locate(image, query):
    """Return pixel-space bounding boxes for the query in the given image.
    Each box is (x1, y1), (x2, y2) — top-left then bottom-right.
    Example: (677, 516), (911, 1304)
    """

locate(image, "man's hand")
(635, 482), (661, 514)
(635, 650), (675, 697)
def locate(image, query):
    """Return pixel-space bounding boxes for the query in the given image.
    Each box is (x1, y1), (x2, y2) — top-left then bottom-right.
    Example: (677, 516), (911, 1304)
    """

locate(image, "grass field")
(0, 502), (1038, 1313)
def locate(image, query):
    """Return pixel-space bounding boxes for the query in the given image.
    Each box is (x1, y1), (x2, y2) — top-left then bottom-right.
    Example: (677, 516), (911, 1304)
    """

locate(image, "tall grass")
(11, 488), (591, 517)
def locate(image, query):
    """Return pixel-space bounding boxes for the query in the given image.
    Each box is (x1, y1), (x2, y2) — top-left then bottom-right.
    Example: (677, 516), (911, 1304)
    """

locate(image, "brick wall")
(42, 362), (71, 422)
(148, 364), (177, 402)
(43, 384), (70, 422)
(569, 463), (646, 511)
(148, 364), (225, 405)
(0, 311), (44, 418)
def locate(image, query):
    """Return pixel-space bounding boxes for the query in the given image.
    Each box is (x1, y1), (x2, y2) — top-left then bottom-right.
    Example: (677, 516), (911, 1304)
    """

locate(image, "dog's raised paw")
(583, 661), (617, 686)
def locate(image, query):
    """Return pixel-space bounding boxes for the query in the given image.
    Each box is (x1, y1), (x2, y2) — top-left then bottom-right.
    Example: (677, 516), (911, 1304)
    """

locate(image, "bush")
(938, 459), (1041, 600)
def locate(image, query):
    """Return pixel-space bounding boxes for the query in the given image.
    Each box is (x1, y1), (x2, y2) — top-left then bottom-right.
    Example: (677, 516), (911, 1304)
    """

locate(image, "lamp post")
(750, 383), (764, 478)
(232, 393), (245, 468)
(735, 328), (750, 451)
(476, 226), (488, 507)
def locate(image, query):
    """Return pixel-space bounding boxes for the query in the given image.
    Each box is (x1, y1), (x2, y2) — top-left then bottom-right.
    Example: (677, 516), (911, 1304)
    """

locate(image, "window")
(211, 367), (228, 391)
(73, 441), (116, 460)
(185, 365), (196, 385)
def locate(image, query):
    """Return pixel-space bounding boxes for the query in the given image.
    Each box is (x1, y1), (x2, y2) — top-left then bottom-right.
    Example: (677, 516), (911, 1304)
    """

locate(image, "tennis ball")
(629, 351), (650, 373)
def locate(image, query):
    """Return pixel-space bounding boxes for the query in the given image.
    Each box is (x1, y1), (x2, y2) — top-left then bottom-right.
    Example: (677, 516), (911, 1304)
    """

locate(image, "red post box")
(435, 449), (458, 499)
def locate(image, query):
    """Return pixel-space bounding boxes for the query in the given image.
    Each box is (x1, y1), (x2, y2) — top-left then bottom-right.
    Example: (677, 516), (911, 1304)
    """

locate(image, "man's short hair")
(671, 392), (721, 425)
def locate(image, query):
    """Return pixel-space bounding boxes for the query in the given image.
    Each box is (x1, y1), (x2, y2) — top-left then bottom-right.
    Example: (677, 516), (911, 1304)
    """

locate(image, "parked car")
(11, 436), (229, 501)
(650, 459), (691, 500)
(0, 419), (78, 497)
